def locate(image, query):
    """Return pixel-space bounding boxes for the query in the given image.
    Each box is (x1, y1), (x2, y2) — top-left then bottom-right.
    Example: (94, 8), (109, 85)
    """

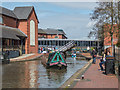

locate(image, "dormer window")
(0, 17), (3, 24)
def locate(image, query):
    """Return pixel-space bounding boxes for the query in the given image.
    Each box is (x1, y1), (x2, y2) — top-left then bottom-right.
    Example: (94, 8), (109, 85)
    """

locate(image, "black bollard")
(81, 75), (84, 80)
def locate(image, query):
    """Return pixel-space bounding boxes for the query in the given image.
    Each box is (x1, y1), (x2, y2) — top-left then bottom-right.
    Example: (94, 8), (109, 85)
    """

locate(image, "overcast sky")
(1, 2), (97, 39)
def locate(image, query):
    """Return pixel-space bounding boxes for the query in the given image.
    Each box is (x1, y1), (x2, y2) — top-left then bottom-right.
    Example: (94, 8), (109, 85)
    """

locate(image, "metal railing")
(57, 40), (75, 52)
(114, 47), (120, 78)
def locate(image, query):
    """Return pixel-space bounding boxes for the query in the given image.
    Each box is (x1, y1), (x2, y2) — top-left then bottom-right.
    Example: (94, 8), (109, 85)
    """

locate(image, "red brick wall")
(104, 24), (118, 46)
(18, 9), (38, 54)
(27, 9), (38, 54)
(38, 34), (47, 38)
(104, 24), (119, 55)
(38, 34), (64, 39)
(17, 20), (29, 54)
(2, 15), (17, 28)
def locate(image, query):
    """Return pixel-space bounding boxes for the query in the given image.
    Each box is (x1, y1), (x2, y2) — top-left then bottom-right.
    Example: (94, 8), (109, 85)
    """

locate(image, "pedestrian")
(39, 47), (41, 53)
(41, 47), (43, 53)
(91, 49), (97, 64)
(99, 50), (111, 71)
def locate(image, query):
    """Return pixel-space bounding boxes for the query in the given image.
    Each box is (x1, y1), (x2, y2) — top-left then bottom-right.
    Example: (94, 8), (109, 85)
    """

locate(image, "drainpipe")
(27, 20), (29, 54)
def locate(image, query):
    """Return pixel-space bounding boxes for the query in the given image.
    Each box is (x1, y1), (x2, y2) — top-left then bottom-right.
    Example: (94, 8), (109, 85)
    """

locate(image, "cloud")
(38, 12), (91, 39)
(50, 2), (97, 10)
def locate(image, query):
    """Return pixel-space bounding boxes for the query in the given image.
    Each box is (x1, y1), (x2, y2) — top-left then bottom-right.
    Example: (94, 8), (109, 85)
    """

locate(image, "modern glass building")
(38, 39), (100, 48)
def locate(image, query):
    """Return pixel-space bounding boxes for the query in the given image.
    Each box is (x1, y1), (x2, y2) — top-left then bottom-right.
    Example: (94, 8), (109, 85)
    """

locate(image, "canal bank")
(10, 53), (43, 62)
(60, 56), (118, 88)
(60, 58), (93, 88)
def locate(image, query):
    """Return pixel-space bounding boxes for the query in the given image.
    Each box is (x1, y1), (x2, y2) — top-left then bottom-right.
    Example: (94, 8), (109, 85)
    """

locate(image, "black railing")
(114, 47), (120, 78)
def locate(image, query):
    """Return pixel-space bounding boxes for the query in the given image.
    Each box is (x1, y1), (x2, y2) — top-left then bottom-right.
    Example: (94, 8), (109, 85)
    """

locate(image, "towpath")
(73, 57), (118, 88)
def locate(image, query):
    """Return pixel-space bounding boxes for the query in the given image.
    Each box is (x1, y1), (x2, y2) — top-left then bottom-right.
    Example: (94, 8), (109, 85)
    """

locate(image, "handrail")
(57, 40), (75, 52)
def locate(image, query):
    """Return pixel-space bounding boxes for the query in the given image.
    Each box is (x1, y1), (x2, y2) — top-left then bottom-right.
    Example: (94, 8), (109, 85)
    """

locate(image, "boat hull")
(46, 62), (67, 69)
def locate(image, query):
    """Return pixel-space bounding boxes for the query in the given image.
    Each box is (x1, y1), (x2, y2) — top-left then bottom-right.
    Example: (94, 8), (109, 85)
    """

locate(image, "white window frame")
(30, 20), (35, 46)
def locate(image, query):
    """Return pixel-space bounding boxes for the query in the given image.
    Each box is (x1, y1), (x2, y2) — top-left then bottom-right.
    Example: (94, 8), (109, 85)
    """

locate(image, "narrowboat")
(46, 51), (67, 69)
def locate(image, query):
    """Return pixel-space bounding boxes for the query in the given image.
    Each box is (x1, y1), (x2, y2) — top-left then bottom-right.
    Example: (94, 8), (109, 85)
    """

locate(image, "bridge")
(57, 40), (75, 52)
(38, 39), (100, 50)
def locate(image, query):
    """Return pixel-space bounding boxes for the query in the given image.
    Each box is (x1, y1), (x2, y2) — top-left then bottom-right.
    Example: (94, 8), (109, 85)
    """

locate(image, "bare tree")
(89, 2), (118, 55)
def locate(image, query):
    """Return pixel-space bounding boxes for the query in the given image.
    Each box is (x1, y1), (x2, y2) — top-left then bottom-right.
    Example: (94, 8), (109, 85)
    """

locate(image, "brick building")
(0, 6), (39, 56)
(104, 24), (119, 54)
(38, 28), (67, 39)
(104, 24), (118, 47)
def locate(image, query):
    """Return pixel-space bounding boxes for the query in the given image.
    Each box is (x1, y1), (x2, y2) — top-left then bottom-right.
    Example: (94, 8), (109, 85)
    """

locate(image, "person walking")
(41, 47), (43, 53)
(91, 49), (97, 64)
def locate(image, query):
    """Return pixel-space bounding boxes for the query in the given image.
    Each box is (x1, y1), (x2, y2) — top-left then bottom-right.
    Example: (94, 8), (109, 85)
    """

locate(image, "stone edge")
(59, 59), (93, 88)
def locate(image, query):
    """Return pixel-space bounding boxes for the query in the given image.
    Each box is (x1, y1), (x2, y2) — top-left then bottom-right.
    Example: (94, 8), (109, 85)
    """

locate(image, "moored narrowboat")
(46, 51), (67, 69)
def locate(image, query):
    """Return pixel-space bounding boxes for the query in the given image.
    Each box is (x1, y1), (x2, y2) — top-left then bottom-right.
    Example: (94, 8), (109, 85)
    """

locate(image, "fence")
(114, 47), (120, 79)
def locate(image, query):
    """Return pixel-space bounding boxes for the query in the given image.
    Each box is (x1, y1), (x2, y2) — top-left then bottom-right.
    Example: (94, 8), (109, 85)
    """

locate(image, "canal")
(2, 57), (88, 88)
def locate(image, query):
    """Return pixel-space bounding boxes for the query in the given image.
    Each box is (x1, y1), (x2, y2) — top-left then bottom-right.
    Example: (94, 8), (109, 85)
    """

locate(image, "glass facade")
(38, 40), (99, 48)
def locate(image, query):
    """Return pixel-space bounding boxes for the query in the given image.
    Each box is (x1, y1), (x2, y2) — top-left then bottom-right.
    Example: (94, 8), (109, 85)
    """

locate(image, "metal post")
(90, 41), (91, 47)
(58, 40), (59, 48)
(49, 40), (50, 46)
(77, 41), (78, 47)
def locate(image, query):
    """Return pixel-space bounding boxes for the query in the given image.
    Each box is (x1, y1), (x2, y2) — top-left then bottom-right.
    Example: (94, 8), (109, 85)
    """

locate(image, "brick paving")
(74, 58), (118, 88)
(10, 53), (43, 62)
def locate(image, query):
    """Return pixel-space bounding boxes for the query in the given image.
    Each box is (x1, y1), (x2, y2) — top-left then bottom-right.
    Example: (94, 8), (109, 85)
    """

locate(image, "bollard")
(81, 75), (84, 80)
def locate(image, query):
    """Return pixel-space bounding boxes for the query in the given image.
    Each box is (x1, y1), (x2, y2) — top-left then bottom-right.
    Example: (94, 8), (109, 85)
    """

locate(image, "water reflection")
(29, 62), (38, 88)
(2, 57), (87, 88)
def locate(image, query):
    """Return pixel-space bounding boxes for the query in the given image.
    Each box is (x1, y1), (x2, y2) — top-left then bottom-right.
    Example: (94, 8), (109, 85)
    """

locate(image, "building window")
(0, 17), (3, 24)
(30, 20), (35, 46)
(55, 36), (58, 38)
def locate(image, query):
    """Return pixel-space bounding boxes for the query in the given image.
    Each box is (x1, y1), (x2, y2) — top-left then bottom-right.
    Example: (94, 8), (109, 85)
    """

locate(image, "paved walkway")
(10, 53), (43, 62)
(80, 53), (92, 58)
(74, 58), (118, 88)
(10, 53), (35, 60)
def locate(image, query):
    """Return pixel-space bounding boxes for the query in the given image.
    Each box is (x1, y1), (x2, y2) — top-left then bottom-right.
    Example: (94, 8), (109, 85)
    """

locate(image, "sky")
(1, 2), (98, 39)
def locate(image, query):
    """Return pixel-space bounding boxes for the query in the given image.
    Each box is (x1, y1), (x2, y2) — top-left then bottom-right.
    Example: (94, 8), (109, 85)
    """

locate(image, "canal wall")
(10, 53), (43, 63)
(60, 59), (93, 88)
(77, 53), (92, 60)
(40, 54), (49, 66)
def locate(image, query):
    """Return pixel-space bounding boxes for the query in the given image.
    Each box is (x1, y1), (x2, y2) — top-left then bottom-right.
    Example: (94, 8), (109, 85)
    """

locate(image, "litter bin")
(119, 60), (120, 76)
(105, 56), (115, 75)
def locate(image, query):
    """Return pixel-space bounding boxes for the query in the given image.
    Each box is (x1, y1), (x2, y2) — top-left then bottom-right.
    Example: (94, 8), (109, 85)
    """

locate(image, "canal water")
(2, 57), (88, 88)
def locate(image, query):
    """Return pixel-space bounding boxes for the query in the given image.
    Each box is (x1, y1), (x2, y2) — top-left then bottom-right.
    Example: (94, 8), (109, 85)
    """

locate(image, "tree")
(117, 1), (120, 47)
(89, 2), (119, 55)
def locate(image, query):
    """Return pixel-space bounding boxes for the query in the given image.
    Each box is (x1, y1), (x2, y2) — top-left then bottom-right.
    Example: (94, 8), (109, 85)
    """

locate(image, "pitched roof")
(38, 28), (66, 35)
(13, 6), (33, 20)
(0, 6), (17, 19)
(38, 29), (47, 34)
(0, 6), (39, 22)
(0, 25), (27, 40)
